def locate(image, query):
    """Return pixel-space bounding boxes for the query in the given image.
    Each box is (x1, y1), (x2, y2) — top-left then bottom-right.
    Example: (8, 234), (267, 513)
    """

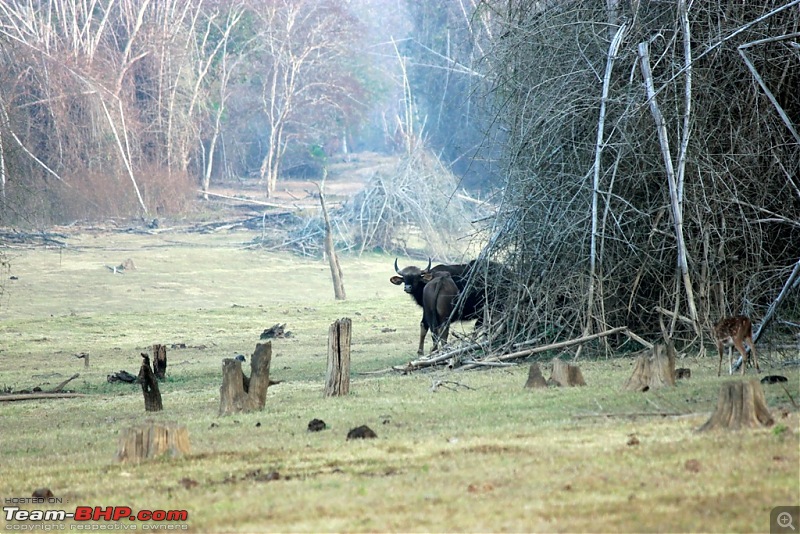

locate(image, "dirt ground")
(206, 151), (399, 210)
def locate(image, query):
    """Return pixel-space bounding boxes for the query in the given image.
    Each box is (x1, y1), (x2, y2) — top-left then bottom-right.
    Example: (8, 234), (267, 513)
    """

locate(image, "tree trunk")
(219, 342), (272, 415)
(623, 343), (676, 391)
(638, 41), (700, 337)
(550, 359), (586, 387)
(138, 353), (163, 412)
(699, 379), (774, 431)
(325, 318), (351, 397)
(585, 22), (627, 342)
(317, 171), (346, 300)
(524, 363), (548, 388)
(116, 421), (190, 463)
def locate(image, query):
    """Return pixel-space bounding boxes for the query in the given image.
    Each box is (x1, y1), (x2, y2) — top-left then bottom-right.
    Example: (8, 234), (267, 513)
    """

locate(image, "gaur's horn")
(425, 258), (432, 272)
(394, 258), (401, 274)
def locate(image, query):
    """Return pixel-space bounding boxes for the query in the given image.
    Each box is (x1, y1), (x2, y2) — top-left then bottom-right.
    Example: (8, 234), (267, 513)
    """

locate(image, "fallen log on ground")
(0, 393), (88, 402)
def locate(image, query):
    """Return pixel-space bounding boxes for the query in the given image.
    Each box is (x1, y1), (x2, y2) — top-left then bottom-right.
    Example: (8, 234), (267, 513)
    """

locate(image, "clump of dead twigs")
(475, 0), (800, 357)
(343, 147), (485, 260)
(244, 147), (486, 260)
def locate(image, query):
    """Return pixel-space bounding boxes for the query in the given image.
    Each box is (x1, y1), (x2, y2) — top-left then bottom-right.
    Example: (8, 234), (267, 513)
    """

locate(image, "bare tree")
(251, 0), (362, 197)
(200, 4), (248, 199)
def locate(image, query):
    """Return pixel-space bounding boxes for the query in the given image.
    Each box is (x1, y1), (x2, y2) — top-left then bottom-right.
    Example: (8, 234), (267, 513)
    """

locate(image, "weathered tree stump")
(699, 379), (774, 431)
(324, 318), (351, 397)
(152, 344), (167, 380)
(219, 342), (272, 416)
(138, 353), (163, 412)
(549, 359), (586, 387)
(524, 363), (548, 388)
(623, 343), (676, 392)
(116, 421), (190, 463)
(76, 352), (90, 369)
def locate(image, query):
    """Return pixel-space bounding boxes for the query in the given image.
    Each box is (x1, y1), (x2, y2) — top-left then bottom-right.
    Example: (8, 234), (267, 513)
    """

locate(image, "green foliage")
(773, 423), (789, 437)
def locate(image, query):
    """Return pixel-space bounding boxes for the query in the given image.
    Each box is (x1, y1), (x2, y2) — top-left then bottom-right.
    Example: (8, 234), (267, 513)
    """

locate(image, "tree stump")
(549, 359), (586, 387)
(152, 344), (167, 380)
(623, 343), (676, 392)
(324, 318), (351, 397)
(116, 421), (190, 463)
(524, 363), (548, 388)
(219, 342), (272, 416)
(698, 379), (774, 431)
(138, 353), (163, 412)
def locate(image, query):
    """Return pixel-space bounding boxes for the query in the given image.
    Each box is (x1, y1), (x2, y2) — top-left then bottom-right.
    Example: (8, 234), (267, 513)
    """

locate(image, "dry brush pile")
(269, 147), (486, 260)
(343, 147), (485, 260)
(474, 0), (800, 356)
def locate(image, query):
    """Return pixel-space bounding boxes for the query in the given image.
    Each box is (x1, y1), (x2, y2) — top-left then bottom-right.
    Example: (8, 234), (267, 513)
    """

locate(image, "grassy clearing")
(1, 229), (798, 533)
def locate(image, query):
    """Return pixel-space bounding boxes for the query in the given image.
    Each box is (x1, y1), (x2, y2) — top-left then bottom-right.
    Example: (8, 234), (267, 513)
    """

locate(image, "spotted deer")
(713, 315), (759, 376)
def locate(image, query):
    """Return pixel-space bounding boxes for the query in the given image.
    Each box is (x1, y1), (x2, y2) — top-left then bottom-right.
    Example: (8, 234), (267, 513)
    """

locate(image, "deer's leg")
(746, 335), (759, 373)
(734, 339), (748, 375)
(717, 343), (724, 376)
(728, 346), (735, 375)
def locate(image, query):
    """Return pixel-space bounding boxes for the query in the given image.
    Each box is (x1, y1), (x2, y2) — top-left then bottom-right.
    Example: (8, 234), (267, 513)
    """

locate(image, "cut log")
(116, 421), (190, 463)
(138, 353), (163, 412)
(524, 363), (548, 388)
(550, 359), (586, 387)
(324, 318), (351, 396)
(219, 342), (272, 415)
(152, 344), (167, 380)
(623, 343), (676, 392)
(698, 379), (774, 431)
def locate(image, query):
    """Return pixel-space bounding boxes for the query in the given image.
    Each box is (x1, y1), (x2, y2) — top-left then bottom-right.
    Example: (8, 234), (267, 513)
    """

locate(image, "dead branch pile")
(342, 147), (484, 260)
(395, 326), (643, 371)
(0, 230), (68, 247)
(478, 0), (800, 354)
(252, 146), (486, 259)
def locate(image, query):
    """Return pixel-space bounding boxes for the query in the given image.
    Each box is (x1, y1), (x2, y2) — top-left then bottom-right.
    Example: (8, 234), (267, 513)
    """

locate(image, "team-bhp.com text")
(4, 506), (188, 530)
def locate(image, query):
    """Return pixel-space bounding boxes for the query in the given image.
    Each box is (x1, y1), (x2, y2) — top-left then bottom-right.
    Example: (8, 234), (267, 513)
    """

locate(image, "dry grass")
(0, 229), (798, 533)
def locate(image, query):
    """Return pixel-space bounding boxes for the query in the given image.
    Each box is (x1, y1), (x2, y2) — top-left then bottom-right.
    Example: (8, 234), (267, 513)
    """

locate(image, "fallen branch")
(393, 341), (482, 371)
(49, 373), (80, 393)
(199, 190), (291, 209)
(573, 411), (686, 419)
(397, 326), (631, 371)
(654, 306), (694, 326)
(489, 326), (628, 363)
(430, 380), (474, 392)
(623, 328), (654, 350)
(0, 393), (88, 402)
(459, 360), (515, 368)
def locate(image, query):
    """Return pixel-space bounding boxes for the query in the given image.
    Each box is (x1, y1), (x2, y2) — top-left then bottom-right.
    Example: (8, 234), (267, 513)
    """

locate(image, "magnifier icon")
(778, 512), (796, 531)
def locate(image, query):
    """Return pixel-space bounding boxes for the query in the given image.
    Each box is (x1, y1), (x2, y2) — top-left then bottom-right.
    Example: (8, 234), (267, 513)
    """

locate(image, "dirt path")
(206, 151), (399, 211)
